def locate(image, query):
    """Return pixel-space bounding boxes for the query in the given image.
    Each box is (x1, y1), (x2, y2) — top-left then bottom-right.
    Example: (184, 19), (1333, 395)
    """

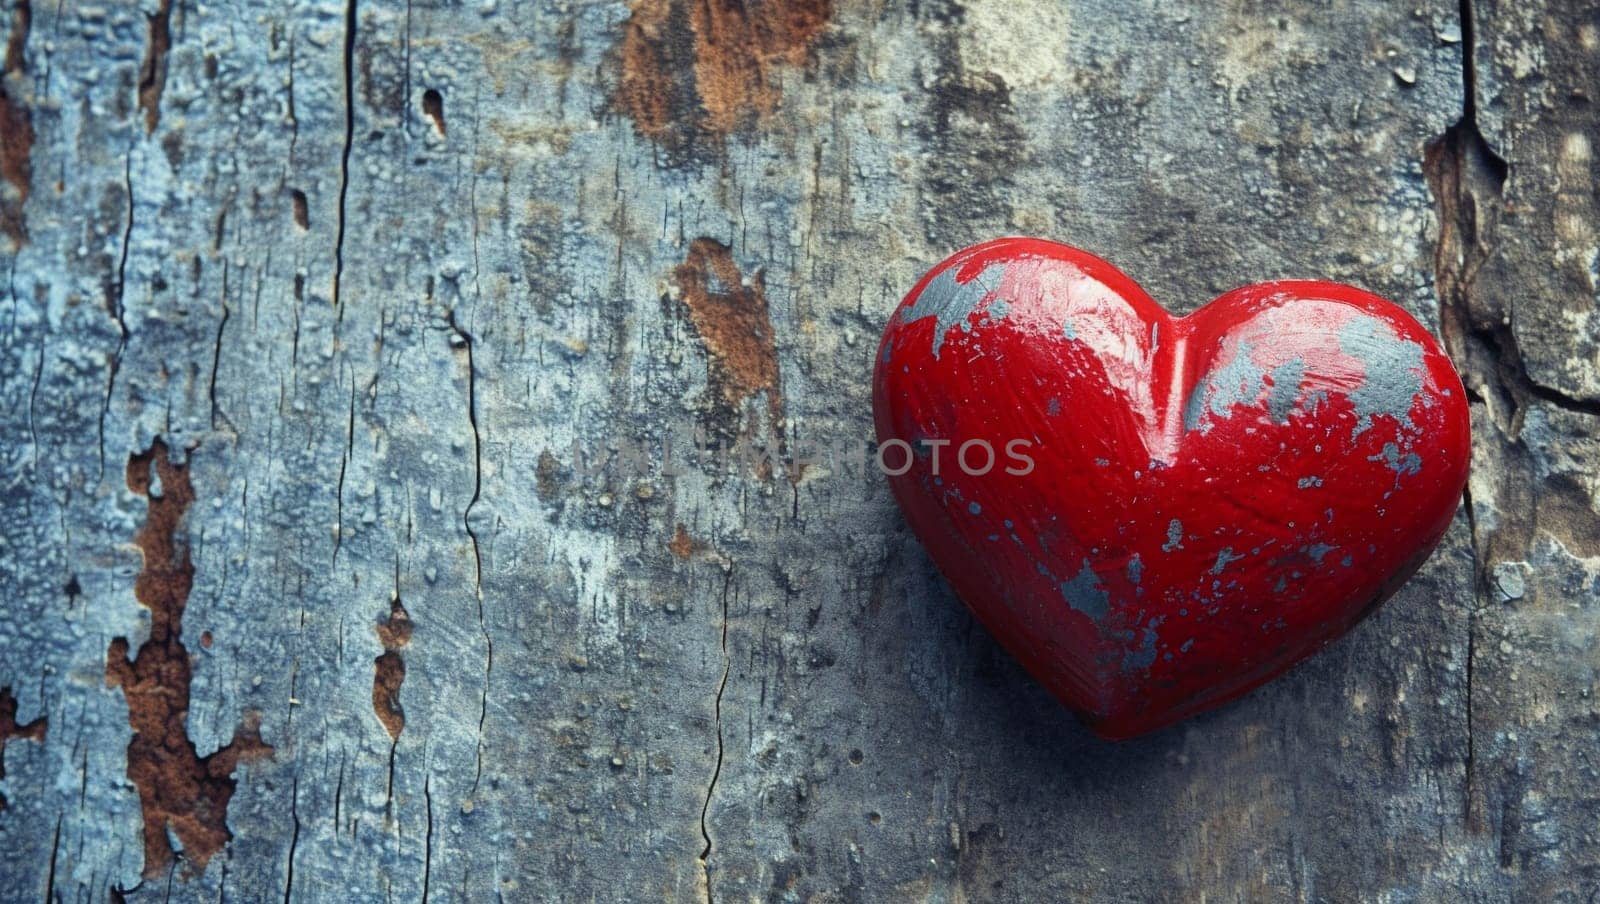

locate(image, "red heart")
(873, 238), (1470, 740)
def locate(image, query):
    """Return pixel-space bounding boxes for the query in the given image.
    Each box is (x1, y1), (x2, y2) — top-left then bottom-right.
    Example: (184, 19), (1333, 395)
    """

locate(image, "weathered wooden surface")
(0, 0), (1596, 900)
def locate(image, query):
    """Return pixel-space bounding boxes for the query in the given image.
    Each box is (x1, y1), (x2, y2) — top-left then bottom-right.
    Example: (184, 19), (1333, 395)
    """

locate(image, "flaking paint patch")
(1123, 625), (1159, 671)
(0, 686), (46, 811)
(1163, 519), (1184, 552)
(674, 237), (785, 430)
(900, 262), (1008, 358)
(1304, 542), (1337, 564)
(1059, 558), (1109, 619)
(372, 597), (413, 741)
(1183, 340), (1272, 433)
(1337, 317), (1424, 439)
(105, 441), (273, 879)
(1372, 441), (1423, 478)
(1212, 547), (1243, 574)
(0, 0), (34, 246)
(614, 0), (832, 159)
(1267, 358), (1305, 422)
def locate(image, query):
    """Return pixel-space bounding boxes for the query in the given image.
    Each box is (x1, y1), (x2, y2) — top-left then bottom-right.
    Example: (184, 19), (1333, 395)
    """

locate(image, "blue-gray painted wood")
(1, 0), (1596, 900)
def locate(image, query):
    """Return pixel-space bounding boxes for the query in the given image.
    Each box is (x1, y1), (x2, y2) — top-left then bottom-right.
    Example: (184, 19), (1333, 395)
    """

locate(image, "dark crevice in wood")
(421, 774), (434, 904)
(44, 812), (61, 900)
(1418, 0), (1600, 839)
(1429, 1), (1598, 420)
(698, 569), (734, 904)
(447, 309), (483, 600)
(332, 750), (345, 835)
(421, 87), (444, 135)
(209, 263), (232, 431)
(281, 772), (299, 904)
(1426, 0), (1500, 836)
(98, 153), (134, 483)
(105, 440), (272, 879)
(333, 371), (355, 565)
(285, 36), (298, 155)
(446, 309), (493, 794)
(331, 0), (357, 313)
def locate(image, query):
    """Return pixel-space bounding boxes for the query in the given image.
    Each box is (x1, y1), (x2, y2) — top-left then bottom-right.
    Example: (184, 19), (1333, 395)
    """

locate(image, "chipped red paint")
(874, 238), (1471, 740)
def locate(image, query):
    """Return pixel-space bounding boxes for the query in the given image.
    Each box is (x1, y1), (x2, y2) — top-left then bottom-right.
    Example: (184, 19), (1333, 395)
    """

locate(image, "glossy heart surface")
(873, 238), (1471, 740)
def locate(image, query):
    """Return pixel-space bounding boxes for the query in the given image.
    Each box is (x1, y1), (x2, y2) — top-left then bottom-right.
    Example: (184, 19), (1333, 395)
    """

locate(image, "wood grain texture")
(0, 0), (1594, 900)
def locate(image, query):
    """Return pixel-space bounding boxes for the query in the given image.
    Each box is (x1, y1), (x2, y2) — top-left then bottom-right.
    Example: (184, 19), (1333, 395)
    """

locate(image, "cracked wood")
(0, 0), (1597, 901)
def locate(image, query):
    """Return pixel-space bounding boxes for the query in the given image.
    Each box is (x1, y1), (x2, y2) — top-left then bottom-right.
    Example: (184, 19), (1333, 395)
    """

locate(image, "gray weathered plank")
(0, 0), (1595, 901)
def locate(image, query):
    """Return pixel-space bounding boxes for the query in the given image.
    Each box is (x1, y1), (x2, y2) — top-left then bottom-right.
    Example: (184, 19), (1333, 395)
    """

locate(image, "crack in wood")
(446, 308), (493, 794)
(331, 0), (357, 314)
(697, 569), (734, 904)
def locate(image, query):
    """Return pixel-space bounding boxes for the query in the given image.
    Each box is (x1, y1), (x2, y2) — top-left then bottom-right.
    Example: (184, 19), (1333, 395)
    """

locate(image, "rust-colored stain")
(673, 237), (785, 427)
(105, 440), (272, 879)
(137, 0), (172, 133)
(668, 522), (697, 559)
(0, 685), (46, 811)
(1, 0), (34, 246)
(372, 597), (412, 741)
(616, 0), (831, 157)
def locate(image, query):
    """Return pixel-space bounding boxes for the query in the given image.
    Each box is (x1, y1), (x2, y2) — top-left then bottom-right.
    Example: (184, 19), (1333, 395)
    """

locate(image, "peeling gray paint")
(1122, 625), (1159, 671)
(1183, 340), (1271, 433)
(1211, 547), (1243, 575)
(1338, 317), (1425, 439)
(1372, 441), (1423, 477)
(1059, 559), (1110, 620)
(1304, 542), (1337, 564)
(1267, 358), (1306, 423)
(899, 262), (1008, 358)
(1163, 519), (1185, 553)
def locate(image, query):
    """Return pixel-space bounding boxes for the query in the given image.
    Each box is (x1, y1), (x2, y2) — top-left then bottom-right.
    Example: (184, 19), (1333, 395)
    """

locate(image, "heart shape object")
(874, 238), (1470, 740)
